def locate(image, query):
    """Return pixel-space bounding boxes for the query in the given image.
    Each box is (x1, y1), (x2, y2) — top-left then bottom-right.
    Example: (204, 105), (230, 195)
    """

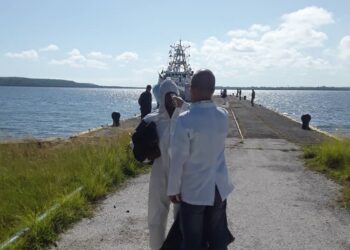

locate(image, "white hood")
(158, 79), (179, 114)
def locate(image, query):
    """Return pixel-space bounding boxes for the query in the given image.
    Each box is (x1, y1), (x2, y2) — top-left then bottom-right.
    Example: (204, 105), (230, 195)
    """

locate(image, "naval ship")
(153, 41), (194, 103)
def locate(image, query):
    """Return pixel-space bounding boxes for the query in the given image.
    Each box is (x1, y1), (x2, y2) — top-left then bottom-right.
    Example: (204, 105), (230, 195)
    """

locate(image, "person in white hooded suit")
(143, 79), (188, 250)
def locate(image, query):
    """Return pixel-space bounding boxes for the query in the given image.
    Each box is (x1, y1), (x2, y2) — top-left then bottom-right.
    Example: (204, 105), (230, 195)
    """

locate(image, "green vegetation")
(0, 77), (142, 89)
(0, 133), (146, 249)
(304, 139), (350, 209)
(216, 86), (350, 91)
(0, 77), (99, 88)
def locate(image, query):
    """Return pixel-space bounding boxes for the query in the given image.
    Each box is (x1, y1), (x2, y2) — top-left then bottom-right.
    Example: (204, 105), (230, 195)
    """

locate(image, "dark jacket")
(138, 91), (152, 115)
(132, 120), (161, 163)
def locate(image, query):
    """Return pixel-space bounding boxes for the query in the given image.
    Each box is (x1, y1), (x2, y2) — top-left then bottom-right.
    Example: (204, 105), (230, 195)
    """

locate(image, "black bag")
(132, 120), (161, 163)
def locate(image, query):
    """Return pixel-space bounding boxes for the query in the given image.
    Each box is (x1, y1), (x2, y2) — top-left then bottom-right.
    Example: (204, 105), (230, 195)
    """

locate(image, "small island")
(217, 86), (350, 91)
(0, 77), (142, 89)
(0, 77), (349, 90)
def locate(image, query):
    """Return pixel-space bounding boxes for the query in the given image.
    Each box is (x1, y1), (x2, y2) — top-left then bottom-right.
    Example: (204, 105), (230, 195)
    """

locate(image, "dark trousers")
(180, 188), (229, 250)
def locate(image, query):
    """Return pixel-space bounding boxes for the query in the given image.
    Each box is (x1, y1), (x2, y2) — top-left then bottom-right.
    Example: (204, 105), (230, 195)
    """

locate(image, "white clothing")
(144, 80), (187, 250)
(167, 100), (234, 206)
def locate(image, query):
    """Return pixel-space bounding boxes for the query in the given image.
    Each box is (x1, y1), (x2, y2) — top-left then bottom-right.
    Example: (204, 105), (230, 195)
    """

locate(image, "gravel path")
(227, 138), (350, 250)
(53, 173), (151, 250)
(54, 137), (350, 250)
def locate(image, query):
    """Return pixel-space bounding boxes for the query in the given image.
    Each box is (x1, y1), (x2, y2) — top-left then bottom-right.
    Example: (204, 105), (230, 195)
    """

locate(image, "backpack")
(131, 120), (161, 163)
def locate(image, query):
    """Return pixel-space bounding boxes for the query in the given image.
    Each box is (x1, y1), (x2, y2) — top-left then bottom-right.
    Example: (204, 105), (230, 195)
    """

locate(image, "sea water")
(0, 87), (349, 140)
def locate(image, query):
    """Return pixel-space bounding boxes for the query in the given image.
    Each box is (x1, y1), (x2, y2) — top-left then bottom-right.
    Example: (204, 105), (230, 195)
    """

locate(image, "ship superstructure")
(157, 40), (194, 101)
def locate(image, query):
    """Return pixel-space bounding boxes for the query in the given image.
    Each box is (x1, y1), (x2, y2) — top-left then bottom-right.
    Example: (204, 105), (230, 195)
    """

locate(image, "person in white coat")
(168, 69), (234, 250)
(143, 79), (188, 250)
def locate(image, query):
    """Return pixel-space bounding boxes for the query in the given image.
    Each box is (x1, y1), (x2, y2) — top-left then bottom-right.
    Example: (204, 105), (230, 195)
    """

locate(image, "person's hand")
(172, 96), (184, 108)
(169, 194), (182, 203)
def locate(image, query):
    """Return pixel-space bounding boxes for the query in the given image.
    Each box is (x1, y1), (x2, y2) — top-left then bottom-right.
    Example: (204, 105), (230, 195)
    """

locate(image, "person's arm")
(138, 92), (144, 106)
(172, 96), (190, 117)
(167, 117), (190, 201)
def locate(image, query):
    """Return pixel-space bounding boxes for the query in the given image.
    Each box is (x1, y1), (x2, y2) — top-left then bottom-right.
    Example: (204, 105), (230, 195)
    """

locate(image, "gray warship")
(153, 40), (194, 103)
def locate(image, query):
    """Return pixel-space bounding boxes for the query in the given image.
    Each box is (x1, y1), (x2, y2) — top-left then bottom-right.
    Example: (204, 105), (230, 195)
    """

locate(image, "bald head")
(191, 69), (215, 101)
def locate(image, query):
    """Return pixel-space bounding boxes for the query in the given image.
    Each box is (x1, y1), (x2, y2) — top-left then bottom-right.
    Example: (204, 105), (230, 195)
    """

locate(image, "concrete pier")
(54, 96), (350, 250)
(220, 96), (329, 143)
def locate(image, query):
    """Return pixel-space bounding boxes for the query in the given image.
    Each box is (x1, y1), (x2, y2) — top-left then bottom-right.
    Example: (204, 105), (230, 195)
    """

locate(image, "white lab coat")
(143, 80), (186, 250)
(168, 101), (234, 205)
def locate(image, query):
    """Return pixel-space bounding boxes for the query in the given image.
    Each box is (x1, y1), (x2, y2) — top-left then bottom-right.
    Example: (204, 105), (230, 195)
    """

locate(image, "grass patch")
(303, 139), (350, 209)
(0, 132), (146, 249)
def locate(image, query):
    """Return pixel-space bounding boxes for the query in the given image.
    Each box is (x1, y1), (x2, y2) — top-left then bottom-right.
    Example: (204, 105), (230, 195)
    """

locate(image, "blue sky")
(0, 0), (349, 87)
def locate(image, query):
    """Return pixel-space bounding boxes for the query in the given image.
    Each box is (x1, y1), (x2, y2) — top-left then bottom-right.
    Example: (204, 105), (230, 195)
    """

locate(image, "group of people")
(137, 69), (234, 250)
(234, 88), (255, 106)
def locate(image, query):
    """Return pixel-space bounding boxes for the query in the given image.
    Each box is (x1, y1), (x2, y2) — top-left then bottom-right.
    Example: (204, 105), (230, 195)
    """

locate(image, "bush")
(304, 139), (350, 209)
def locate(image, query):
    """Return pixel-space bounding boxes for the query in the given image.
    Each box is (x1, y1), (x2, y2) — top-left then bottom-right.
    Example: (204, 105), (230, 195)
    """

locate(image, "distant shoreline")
(0, 76), (349, 90)
(0, 85), (144, 89)
(217, 86), (350, 91)
(0, 77), (144, 89)
(1, 85), (350, 91)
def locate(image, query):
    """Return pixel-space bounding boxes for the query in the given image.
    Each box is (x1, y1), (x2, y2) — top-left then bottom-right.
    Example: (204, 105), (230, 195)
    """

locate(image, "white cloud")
(227, 24), (271, 38)
(87, 51), (113, 60)
(281, 6), (333, 28)
(40, 44), (59, 52)
(5, 49), (39, 60)
(51, 49), (108, 69)
(261, 6), (333, 49)
(116, 51), (139, 62)
(133, 64), (166, 75)
(338, 36), (350, 60)
(186, 6), (334, 81)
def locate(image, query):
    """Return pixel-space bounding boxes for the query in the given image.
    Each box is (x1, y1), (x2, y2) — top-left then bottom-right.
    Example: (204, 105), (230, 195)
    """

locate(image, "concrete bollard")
(243, 96), (246, 100)
(111, 112), (121, 127)
(301, 114), (311, 130)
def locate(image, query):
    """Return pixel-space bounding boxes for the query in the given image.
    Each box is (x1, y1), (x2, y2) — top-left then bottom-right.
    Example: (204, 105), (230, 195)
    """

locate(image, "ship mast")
(168, 40), (191, 73)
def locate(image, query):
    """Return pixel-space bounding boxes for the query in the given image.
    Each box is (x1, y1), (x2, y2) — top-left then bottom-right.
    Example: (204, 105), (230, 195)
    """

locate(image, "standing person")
(251, 88), (255, 106)
(239, 88), (242, 100)
(144, 79), (188, 250)
(138, 85), (152, 118)
(168, 69), (234, 250)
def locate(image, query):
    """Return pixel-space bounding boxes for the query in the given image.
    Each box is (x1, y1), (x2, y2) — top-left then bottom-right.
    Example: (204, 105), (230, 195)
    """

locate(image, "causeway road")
(54, 96), (350, 250)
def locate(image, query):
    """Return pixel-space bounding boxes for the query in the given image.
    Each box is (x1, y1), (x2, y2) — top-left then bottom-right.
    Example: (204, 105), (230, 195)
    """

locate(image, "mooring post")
(301, 114), (311, 130)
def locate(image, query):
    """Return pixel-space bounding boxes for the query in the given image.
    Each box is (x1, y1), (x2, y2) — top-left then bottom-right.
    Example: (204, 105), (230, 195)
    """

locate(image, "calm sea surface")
(0, 87), (349, 140)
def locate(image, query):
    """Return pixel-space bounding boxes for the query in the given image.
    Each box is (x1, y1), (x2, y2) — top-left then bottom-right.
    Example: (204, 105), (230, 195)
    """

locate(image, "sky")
(0, 0), (349, 87)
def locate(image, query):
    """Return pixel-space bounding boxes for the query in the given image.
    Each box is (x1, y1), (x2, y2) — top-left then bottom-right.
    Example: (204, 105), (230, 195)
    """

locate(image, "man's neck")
(192, 97), (212, 103)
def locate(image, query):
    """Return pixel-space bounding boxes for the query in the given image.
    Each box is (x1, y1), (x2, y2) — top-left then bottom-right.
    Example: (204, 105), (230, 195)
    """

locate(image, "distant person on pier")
(251, 89), (255, 106)
(220, 88), (227, 98)
(239, 88), (242, 100)
(138, 85), (152, 118)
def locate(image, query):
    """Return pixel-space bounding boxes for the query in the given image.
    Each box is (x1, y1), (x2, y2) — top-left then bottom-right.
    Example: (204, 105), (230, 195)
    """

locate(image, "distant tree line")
(0, 77), (142, 89)
(1, 77), (348, 90)
(0, 77), (99, 88)
(216, 86), (350, 91)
